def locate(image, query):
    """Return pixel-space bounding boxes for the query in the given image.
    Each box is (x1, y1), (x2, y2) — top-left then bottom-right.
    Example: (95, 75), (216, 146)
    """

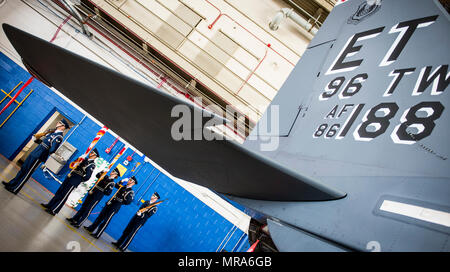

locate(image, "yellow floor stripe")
(20, 190), (104, 252)
(26, 185), (119, 252)
(24, 183), (48, 202)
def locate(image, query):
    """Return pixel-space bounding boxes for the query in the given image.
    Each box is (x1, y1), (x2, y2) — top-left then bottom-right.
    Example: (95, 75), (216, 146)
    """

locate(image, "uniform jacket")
(91, 172), (115, 196)
(33, 131), (63, 161)
(107, 184), (134, 210)
(69, 158), (95, 186)
(135, 200), (158, 223)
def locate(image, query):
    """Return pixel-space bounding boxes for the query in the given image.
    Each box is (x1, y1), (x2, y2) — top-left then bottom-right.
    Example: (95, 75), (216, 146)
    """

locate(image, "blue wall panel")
(0, 52), (249, 252)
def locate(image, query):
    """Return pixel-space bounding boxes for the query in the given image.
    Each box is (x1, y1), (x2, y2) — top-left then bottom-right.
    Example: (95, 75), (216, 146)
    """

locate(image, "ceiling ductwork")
(269, 8), (319, 36)
(60, 0), (92, 37)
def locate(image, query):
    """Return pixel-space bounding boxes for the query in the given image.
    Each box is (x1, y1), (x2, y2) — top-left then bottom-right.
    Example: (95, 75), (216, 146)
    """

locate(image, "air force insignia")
(348, 0), (382, 25)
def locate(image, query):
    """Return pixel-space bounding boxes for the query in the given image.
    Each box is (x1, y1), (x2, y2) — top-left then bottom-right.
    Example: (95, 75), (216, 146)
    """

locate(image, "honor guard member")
(85, 176), (137, 239)
(67, 167), (121, 228)
(112, 192), (160, 251)
(41, 148), (99, 216)
(2, 119), (69, 194)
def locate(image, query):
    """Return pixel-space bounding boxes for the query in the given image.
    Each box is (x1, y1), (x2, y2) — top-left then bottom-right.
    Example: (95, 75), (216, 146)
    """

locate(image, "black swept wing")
(3, 24), (345, 201)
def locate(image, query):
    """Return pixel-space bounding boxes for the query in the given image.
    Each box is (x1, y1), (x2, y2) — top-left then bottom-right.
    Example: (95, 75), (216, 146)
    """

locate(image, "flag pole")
(89, 146), (126, 193)
(68, 125), (108, 177)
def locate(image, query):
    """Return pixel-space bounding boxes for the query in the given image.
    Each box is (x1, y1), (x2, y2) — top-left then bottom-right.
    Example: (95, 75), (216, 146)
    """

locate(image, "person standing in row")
(2, 119), (69, 194)
(41, 148), (99, 216)
(67, 167), (121, 228)
(85, 176), (137, 239)
(112, 192), (161, 252)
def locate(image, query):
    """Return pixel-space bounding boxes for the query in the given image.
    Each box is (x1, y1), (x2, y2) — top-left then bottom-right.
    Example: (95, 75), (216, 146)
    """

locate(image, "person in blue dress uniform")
(112, 192), (160, 251)
(67, 167), (121, 228)
(41, 148), (99, 216)
(2, 119), (69, 194)
(84, 176), (137, 239)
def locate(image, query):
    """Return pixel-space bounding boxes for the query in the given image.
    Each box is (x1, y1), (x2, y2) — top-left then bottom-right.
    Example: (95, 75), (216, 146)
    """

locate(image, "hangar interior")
(0, 0), (334, 252)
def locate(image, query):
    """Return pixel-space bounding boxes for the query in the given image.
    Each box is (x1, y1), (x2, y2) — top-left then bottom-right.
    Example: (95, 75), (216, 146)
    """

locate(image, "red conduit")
(157, 76), (167, 89)
(105, 136), (119, 154)
(0, 76), (35, 116)
(50, 15), (72, 42)
(204, 0), (296, 67)
(236, 44), (269, 95)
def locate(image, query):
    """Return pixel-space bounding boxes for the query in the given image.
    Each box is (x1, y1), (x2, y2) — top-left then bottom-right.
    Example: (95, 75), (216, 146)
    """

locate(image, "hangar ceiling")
(60, 0), (336, 139)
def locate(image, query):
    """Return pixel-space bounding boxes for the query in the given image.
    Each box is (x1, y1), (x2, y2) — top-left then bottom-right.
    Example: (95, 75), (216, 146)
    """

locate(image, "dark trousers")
(87, 202), (120, 238)
(71, 191), (103, 227)
(6, 148), (44, 194)
(46, 176), (82, 214)
(116, 215), (144, 251)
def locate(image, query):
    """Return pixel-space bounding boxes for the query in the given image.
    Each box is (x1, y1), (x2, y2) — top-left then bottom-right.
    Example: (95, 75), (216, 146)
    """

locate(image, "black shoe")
(71, 224), (80, 229)
(111, 241), (119, 248)
(2, 181), (9, 187)
(90, 233), (99, 239)
(66, 217), (74, 223)
(4, 186), (16, 194)
(84, 226), (93, 232)
(45, 208), (56, 216)
(40, 203), (48, 209)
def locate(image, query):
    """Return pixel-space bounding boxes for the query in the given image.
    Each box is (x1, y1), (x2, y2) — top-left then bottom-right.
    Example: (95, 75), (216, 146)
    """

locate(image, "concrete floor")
(0, 155), (119, 252)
